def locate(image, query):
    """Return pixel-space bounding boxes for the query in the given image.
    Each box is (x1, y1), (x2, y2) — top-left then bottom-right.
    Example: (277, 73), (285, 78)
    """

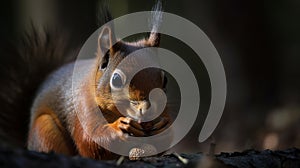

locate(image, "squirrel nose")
(130, 100), (151, 115)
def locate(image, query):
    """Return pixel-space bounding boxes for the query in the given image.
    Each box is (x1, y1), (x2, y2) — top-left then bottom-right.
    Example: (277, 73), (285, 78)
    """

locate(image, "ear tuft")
(147, 0), (163, 47)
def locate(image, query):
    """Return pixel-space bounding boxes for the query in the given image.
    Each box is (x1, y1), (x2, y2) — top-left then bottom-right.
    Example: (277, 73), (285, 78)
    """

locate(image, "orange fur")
(27, 108), (75, 155)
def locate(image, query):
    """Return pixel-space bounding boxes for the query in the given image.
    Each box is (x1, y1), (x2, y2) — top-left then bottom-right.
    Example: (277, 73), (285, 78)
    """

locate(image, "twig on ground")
(172, 152), (189, 164)
(116, 156), (125, 166)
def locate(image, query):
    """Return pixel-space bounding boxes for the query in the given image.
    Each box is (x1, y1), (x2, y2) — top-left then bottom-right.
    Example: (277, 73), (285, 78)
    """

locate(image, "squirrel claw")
(117, 117), (145, 137)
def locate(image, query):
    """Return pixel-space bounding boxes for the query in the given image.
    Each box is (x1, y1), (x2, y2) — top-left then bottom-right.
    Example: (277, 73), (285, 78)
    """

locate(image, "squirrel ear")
(147, 32), (161, 47)
(98, 26), (117, 56)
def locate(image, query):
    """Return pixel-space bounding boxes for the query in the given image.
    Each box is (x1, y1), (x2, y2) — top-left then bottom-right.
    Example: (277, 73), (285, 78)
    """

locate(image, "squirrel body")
(27, 16), (172, 161)
(0, 2), (172, 160)
(27, 42), (172, 159)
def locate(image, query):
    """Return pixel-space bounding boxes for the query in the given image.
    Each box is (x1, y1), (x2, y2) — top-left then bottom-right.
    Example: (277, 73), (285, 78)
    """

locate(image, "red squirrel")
(0, 2), (172, 160)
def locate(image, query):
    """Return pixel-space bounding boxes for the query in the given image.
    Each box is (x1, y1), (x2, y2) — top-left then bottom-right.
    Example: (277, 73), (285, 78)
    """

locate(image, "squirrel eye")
(110, 70), (126, 89)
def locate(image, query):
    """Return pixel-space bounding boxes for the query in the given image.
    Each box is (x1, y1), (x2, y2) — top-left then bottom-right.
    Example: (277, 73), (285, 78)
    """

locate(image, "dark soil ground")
(0, 146), (299, 168)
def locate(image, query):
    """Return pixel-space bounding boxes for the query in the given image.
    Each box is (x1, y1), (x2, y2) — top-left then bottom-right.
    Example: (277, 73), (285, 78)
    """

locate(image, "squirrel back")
(0, 2), (114, 148)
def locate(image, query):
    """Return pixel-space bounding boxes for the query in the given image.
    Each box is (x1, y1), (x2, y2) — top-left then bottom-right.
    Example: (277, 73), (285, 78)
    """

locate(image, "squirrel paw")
(111, 117), (145, 138)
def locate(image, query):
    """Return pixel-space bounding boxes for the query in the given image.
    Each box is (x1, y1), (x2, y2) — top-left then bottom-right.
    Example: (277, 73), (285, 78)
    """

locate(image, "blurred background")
(1, 0), (300, 154)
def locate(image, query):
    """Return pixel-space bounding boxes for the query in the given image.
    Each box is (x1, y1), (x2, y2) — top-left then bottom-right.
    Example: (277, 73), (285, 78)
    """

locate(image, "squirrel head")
(94, 26), (168, 122)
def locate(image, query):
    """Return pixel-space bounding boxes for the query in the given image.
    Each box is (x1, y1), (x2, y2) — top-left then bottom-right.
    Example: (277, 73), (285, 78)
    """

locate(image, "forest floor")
(0, 146), (299, 168)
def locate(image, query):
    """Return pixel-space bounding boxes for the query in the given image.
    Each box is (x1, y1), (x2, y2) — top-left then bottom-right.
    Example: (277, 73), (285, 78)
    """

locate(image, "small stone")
(129, 144), (157, 160)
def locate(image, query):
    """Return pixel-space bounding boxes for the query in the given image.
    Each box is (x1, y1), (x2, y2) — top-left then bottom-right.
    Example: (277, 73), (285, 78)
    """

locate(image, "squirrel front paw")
(108, 117), (145, 139)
